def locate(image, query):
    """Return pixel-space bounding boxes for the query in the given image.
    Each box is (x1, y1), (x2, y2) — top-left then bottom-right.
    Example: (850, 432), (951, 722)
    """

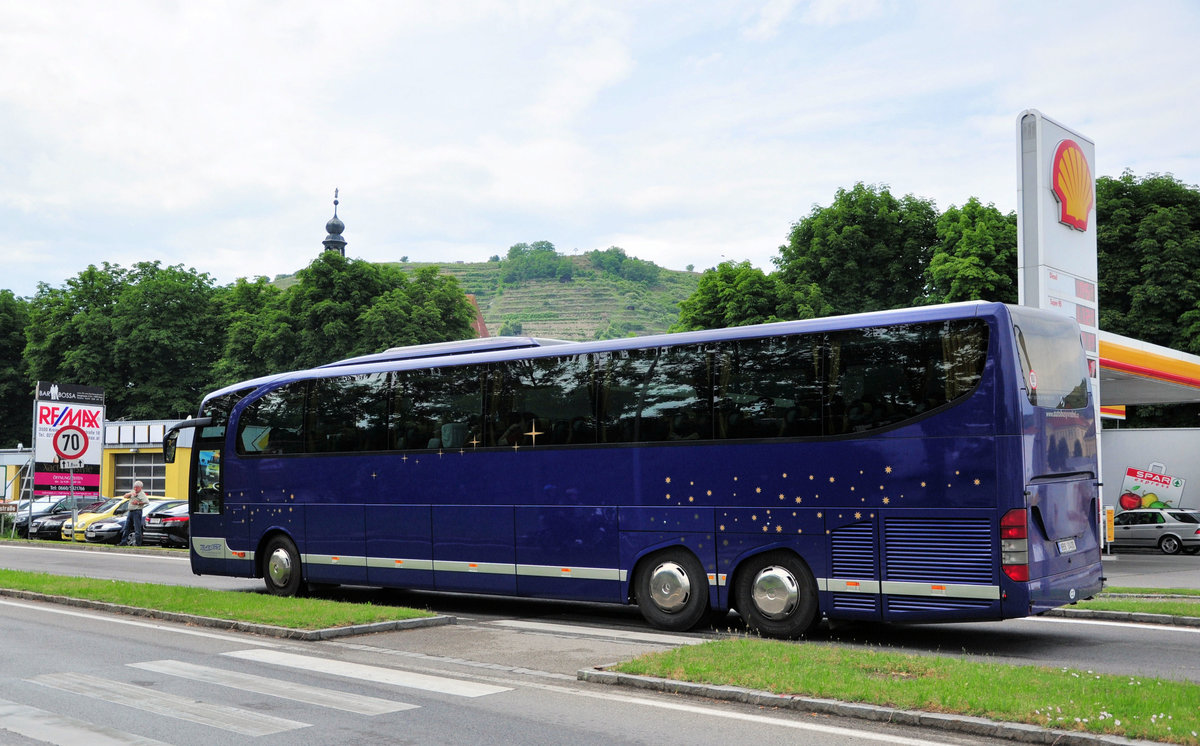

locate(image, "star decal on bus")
(522, 419), (544, 446)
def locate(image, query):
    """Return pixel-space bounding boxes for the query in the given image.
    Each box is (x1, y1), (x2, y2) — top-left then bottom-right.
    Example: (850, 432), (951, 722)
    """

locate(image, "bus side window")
(717, 335), (819, 439)
(393, 366), (484, 451)
(491, 355), (595, 446)
(236, 383), (307, 455)
(309, 373), (390, 453)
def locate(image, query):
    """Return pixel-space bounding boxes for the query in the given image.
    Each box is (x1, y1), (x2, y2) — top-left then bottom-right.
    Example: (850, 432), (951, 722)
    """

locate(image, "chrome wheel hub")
(648, 561), (691, 613)
(267, 548), (293, 587)
(751, 565), (799, 619)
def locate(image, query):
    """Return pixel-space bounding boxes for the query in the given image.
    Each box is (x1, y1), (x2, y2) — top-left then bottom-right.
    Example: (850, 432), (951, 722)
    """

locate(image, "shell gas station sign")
(1017, 109), (1099, 377)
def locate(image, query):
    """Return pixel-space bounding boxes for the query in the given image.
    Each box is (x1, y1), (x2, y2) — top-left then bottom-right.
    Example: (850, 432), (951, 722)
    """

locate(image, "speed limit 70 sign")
(53, 425), (89, 461)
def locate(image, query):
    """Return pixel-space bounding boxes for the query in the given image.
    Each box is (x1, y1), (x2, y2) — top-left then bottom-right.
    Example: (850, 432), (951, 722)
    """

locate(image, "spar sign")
(32, 381), (105, 497)
(1117, 463), (1186, 513)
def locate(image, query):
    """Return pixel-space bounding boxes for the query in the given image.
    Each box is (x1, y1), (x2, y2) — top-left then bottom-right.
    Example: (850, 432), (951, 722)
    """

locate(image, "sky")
(3, 1), (1199, 298)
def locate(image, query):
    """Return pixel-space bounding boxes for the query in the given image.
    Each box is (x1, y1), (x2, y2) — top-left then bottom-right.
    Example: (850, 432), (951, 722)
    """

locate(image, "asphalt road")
(0, 550), (1012, 746)
(0, 541), (1196, 744)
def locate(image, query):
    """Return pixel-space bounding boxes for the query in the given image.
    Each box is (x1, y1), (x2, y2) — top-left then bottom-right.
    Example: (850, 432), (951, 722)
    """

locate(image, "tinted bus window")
(309, 373), (390, 453)
(827, 321), (987, 434)
(393, 366), (484, 450)
(1009, 307), (1088, 410)
(236, 383), (307, 455)
(490, 355), (595, 446)
(717, 335), (821, 439)
(599, 345), (711, 443)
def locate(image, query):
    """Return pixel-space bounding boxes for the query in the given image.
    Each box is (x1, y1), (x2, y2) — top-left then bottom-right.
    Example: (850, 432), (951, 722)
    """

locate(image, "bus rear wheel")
(635, 549), (709, 632)
(263, 535), (304, 596)
(734, 550), (819, 639)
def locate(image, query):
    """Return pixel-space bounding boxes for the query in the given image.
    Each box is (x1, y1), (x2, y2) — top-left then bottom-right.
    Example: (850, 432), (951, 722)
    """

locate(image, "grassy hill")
(275, 256), (701, 341)
(392, 256), (699, 340)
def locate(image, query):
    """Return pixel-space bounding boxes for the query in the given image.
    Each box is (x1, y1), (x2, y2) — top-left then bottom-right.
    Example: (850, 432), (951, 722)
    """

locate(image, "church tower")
(322, 188), (347, 257)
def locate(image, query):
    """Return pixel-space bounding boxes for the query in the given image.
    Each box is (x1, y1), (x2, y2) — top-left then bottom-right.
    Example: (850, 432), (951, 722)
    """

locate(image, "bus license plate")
(1057, 538), (1077, 554)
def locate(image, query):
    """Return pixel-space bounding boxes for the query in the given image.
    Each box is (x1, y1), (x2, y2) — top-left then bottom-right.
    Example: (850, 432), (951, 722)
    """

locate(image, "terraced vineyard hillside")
(388, 256), (700, 340)
(274, 256), (700, 340)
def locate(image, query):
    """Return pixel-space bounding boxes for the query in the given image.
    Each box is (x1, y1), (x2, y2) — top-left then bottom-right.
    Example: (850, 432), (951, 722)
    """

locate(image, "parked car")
(12, 496), (98, 538)
(83, 498), (183, 545)
(28, 500), (106, 540)
(1111, 508), (1200, 555)
(141, 501), (189, 547)
(84, 514), (127, 544)
(62, 497), (124, 541)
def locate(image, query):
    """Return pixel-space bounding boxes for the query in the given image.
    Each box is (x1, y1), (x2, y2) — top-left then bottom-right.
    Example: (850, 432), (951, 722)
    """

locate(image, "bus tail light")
(1001, 509), (1029, 582)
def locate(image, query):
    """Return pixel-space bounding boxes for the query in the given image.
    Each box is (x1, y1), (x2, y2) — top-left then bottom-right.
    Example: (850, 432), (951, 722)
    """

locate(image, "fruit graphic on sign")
(1119, 491), (1141, 511)
(1141, 493), (1158, 508)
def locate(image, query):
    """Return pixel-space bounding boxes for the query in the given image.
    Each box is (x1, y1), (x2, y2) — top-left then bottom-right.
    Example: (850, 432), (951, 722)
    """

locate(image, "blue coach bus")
(164, 301), (1102, 638)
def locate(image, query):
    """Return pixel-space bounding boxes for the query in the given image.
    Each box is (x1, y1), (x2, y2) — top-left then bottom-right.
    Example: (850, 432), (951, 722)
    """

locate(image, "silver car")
(1111, 508), (1200, 555)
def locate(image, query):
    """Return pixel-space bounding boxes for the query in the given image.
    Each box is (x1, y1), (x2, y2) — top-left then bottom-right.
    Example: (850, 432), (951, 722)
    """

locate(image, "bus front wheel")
(734, 550), (819, 638)
(635, 549), (709, 632)
(263, 535), (304, 596)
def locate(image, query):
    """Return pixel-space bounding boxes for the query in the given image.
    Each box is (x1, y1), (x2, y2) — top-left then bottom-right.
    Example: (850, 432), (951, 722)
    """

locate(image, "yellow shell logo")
(1051, 139), (1093, 231)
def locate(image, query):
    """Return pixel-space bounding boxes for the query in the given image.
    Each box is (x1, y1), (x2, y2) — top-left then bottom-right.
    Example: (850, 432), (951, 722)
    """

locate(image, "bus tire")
(734, 550), (819, 639)
(263, 535), (305, 596)
(635, 549), (709, 632)
(1159, 535), (1182, 555)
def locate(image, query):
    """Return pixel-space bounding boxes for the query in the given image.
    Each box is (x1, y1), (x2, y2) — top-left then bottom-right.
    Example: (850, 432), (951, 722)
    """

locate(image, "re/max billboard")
(32, 381), (105, 498)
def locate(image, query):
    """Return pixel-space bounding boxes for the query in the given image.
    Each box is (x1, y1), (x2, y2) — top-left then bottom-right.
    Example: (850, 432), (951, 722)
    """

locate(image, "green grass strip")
(1078, 598), (1200, 616)
(0, 569), (432, 630)
(614, 639), (1200, 744)
(1104, 586), (1200, 598)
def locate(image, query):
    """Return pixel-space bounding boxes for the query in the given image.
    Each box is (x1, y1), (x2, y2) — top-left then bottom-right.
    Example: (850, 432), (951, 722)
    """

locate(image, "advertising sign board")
(32, 382), (105, 498)
(1116, 463), (1186, 512)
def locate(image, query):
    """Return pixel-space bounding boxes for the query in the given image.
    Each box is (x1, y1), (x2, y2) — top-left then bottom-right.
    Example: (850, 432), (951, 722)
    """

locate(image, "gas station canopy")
(1099, 331), (1200, 406)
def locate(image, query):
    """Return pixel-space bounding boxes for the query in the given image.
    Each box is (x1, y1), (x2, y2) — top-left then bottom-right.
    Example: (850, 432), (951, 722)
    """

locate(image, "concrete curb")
(0, 587), (456, 640)
(577, 668), (1157, 745)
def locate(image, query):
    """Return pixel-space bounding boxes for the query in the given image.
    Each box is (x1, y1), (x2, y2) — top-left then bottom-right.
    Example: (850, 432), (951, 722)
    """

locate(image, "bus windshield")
(1009, 307), (1089, 410)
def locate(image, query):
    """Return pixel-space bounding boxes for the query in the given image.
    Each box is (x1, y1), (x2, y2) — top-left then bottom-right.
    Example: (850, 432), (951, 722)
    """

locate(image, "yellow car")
(63, 496), (170, 542)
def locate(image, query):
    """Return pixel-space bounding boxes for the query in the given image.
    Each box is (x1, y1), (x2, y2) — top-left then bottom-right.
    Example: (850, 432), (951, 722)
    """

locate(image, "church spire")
(322, 188), (347, 256)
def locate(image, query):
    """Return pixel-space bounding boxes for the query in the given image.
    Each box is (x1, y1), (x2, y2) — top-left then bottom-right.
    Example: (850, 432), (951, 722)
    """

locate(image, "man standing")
(117, 481), (149, 546)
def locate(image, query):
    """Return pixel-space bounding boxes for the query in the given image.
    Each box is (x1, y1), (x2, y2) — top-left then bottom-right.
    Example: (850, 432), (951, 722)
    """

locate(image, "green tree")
(1098, 171), (1200, 352)
(586, 246), (661, 284)
(774, 183), (938, 317)
(25, 262), (220, 419)
(210, 277), (290, 387)
(110, 262), (222, 418)
(926, 198), (1018, 304)
(0, 290), (31, 447)
(672, 261), (782, 331)
(25, 263), (127, 411)
(284, 252), (399, 369)
(286, 254), (476, 369)
(1097, 171), (1200, 427)
(501, 241), (572, 283)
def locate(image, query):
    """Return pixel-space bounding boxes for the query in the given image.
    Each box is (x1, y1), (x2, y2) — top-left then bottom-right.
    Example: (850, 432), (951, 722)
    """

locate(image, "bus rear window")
(1009, 308), (1089, 410)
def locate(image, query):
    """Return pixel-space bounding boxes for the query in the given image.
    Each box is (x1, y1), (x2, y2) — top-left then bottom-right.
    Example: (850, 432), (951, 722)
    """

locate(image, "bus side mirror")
(162, 417), (210, 464)
(162, 429), (179, 464)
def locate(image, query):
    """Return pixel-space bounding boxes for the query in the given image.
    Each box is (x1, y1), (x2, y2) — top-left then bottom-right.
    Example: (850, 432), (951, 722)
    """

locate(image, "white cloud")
(2, 0), (1199, 297)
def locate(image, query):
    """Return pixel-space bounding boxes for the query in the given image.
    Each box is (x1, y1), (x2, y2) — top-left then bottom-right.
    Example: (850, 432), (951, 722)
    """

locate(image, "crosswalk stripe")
(130, 660), (417, 715)
(223, 649), (512, 698)
(489, 619), (702, 645)
(29, 672), (309, 737)
(0, 697), (169, 745)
